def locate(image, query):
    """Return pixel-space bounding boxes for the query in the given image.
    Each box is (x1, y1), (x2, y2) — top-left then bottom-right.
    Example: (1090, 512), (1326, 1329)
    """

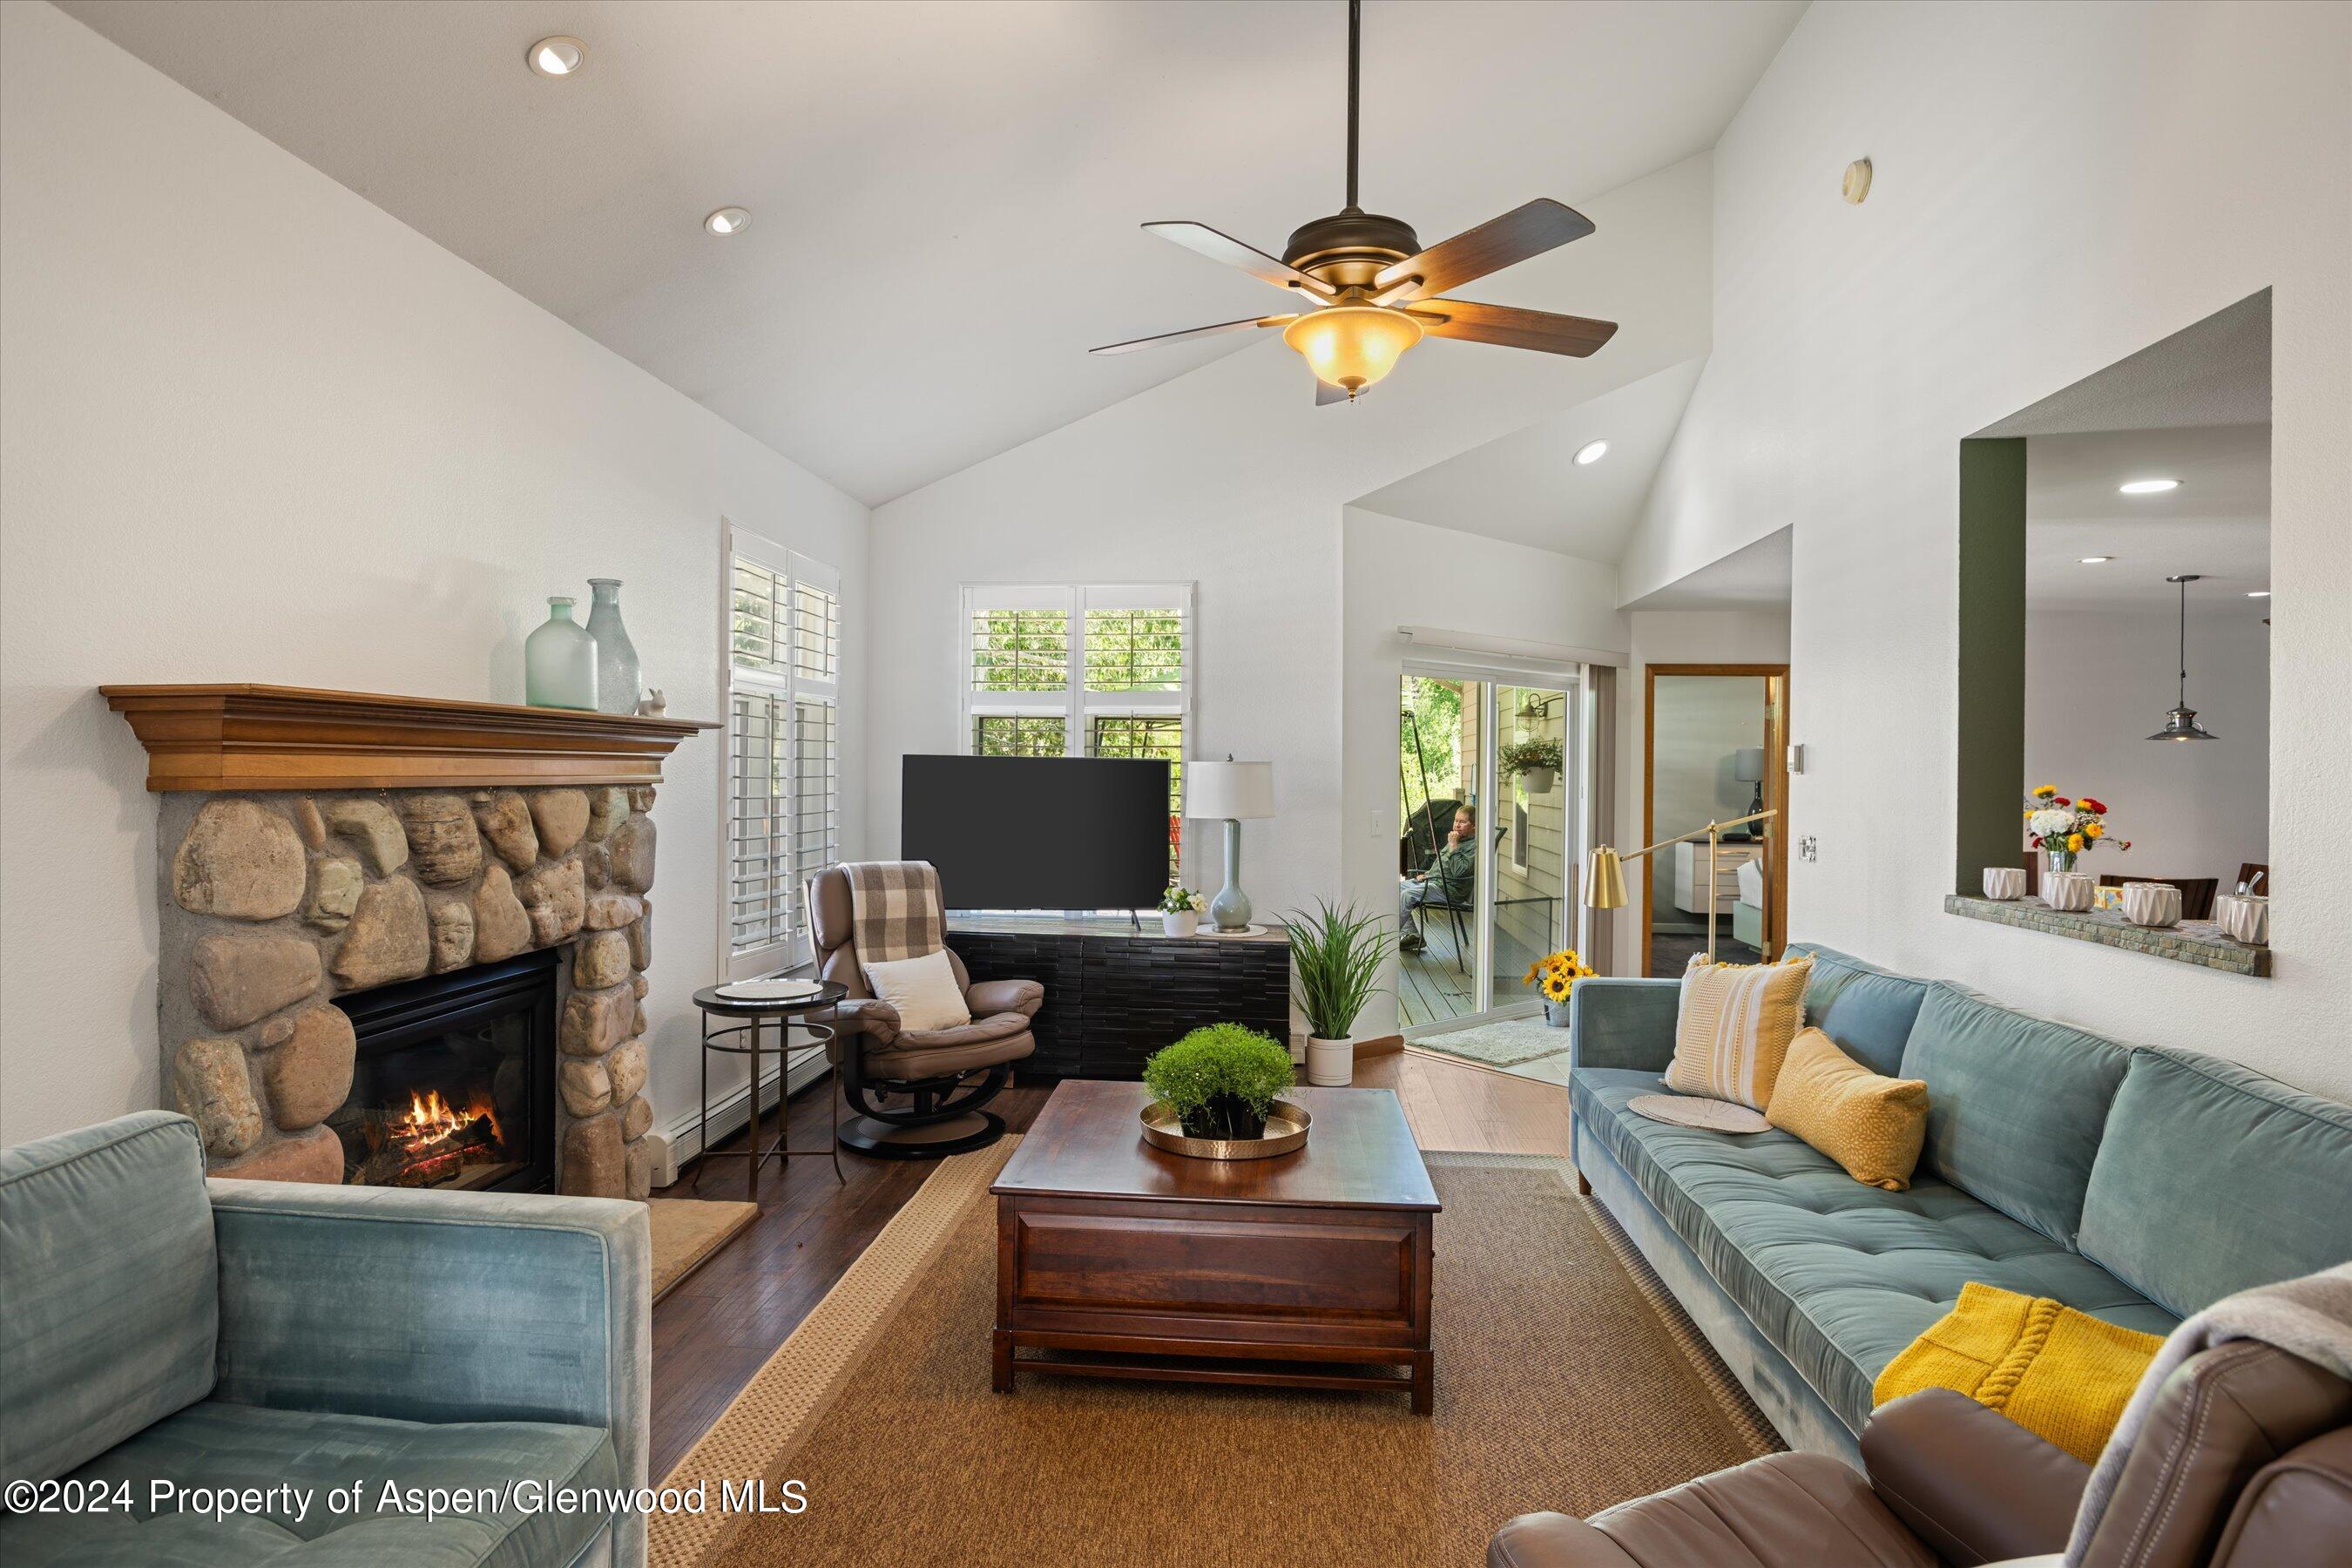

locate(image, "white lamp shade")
(1185, 760), (1274, 820)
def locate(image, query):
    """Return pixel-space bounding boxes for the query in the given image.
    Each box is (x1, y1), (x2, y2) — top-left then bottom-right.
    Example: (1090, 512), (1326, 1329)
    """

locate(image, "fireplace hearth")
(333, 951), (558, 1192)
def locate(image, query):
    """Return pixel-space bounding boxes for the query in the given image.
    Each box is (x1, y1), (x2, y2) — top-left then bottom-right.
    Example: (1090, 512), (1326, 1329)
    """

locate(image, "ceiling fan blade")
(1406, 299), (1618, 357)
(1089, 314), (1296, 355)
(1144, 222), (1336, 300)
(1316, 379), (1349, 406)
(1372, 199), (1596, 302)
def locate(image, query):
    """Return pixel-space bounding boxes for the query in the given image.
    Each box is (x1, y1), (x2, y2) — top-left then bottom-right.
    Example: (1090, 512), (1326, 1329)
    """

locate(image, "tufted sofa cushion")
(1572, 1068), (2174, 1435)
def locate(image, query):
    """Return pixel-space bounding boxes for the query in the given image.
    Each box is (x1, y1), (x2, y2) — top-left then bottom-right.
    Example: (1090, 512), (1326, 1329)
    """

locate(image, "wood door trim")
(1641, 664), (1791, 977)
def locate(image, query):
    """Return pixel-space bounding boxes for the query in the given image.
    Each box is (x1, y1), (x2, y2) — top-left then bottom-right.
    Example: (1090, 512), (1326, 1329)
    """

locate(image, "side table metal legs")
(690, 1007), (842, 1199)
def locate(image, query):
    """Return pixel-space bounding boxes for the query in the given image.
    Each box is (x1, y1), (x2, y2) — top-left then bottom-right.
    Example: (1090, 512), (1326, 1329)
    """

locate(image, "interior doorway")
(1642, 666), (1789, 977)
(1398, 671), (1578, 1031)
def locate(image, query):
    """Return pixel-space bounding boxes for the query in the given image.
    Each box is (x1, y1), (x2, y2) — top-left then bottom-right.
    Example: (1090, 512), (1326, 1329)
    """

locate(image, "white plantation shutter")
(725, 525), (841, 978)
(960, 584), (1192, 886)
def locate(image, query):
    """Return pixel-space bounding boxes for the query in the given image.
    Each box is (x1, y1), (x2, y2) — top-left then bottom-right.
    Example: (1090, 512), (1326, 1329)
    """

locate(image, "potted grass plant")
(1288, 900), (1392, 1086)
(1142, 1024), (1294, 1140)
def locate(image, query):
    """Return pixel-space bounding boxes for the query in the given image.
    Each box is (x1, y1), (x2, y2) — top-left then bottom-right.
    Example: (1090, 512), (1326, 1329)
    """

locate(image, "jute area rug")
(654, 1140), (1777, 1568)
(647, 1199), (759, 1302)
(1409, 1017), (1574, 1070)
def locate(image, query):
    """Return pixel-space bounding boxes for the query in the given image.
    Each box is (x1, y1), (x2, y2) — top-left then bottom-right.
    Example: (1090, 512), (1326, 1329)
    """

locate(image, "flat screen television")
(901, 754), (1171, 912)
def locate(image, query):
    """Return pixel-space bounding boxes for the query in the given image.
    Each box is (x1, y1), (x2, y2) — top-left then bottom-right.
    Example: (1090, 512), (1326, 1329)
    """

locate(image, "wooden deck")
(1398, 916), (1476, 1028)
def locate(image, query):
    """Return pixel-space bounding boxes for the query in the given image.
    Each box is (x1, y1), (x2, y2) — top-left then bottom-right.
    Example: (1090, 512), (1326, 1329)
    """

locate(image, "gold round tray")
(1139, 1098), (1312, 1160)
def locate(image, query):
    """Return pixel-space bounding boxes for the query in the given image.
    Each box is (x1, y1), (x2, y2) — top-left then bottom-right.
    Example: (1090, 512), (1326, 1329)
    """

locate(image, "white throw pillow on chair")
(861, 949), (972, 1033)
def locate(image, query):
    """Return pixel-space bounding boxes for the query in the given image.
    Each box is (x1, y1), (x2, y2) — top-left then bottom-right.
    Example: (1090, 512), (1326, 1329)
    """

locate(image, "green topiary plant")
(1142, 1024), (1295, 1139)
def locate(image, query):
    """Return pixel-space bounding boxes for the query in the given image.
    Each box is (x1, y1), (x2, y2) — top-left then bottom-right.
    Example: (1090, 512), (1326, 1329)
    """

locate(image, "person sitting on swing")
(1399, 802), (1477, 954)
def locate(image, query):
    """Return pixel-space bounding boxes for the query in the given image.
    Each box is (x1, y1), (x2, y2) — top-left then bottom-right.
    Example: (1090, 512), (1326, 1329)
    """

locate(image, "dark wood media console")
(945, 916), (1290, 1082)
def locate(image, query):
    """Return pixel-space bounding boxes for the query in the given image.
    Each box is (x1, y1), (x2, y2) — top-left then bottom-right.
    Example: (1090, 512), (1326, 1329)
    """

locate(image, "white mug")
(1983, 867), (2026, 901)
(2043, 872), (2094, 912)
(2120, 882), (2182, 928)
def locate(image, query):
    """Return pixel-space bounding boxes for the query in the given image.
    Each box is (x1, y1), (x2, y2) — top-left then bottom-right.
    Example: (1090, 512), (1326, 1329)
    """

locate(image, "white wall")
(863, 156), (1714, 938)
(0, 4), (870, 1146)
(1617, 1), (2350, 1098)
(1339, 507), (1628, 1034)
(2026, 606), (2270, 882)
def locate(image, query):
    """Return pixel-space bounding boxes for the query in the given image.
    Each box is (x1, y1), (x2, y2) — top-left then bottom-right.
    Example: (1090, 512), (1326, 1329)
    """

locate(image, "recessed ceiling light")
(2247, 590), (2270, 598)
(2078, 556), (2113, 564)
(527, 37), (585, 78)
(1573, 440), (1609, 465)
(704, 207), (752, 237)
(2119, 478), (2180, 495)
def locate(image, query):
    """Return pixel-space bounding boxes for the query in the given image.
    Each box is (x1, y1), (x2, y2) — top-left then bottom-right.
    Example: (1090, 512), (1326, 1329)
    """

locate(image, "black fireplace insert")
(329, 950), (558, 1193)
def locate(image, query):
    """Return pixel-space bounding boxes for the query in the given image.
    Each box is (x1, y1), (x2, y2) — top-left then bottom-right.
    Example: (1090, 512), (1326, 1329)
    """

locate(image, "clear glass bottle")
(524, 597), (598, 711)
(584, 578), (640, 716)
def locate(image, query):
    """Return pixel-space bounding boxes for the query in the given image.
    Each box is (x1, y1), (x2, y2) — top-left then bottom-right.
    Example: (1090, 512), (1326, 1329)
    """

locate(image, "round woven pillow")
(1627, 1092), (1771, 1134)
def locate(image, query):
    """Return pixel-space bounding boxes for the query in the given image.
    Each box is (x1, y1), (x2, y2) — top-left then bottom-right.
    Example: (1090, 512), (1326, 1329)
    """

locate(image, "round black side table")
(690, 980), (847, 1199)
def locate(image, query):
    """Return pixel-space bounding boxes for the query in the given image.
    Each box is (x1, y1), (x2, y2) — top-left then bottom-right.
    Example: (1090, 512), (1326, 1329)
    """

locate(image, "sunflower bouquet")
(2022, 784), (2131, 874)
(1524, 948), (1597, 1008)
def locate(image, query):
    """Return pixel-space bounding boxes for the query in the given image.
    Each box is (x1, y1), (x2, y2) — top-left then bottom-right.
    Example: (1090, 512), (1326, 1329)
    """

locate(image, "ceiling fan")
(1091, 0), (1618, 402)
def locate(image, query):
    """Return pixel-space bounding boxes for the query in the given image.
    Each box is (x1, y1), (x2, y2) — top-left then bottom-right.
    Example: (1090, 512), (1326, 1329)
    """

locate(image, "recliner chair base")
(840, 1108), (1005, 1159)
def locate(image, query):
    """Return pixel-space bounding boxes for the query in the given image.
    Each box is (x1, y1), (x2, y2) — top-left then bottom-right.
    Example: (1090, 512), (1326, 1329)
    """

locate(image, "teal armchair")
(1, 1112), (649, 1568)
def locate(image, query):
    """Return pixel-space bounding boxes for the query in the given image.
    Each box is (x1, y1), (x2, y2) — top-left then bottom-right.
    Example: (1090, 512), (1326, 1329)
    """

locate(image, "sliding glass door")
(1397, 671), (1579, 1031)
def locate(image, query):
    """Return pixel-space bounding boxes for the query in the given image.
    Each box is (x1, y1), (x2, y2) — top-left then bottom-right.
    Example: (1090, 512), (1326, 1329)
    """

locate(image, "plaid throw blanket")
(840, 861), (946, 973)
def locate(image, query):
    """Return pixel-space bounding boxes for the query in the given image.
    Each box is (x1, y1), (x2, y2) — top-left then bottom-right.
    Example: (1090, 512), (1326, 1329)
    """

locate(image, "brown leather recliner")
(1488, 1342), (2352, 1568)
(808, 865), (1042, 1159)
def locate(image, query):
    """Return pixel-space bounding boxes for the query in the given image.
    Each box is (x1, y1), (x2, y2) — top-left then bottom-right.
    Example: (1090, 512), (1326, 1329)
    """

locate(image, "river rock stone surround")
(157, 784), (660, 1197)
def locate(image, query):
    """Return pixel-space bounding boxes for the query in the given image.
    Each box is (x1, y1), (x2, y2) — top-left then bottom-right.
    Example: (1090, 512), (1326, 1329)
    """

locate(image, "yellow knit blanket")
(1872, 1281), (2165, 1463)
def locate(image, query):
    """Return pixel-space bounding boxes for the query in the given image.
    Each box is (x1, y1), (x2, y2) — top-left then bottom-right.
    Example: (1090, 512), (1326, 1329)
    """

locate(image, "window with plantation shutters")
(724, 526), (841, 978)
(961, 584), (1192, 885)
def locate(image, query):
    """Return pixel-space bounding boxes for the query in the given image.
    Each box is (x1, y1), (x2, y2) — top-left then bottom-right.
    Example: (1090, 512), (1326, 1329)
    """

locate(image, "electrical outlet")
(1799, 835), (1819, 862)
(1371, 809), (1389, 841)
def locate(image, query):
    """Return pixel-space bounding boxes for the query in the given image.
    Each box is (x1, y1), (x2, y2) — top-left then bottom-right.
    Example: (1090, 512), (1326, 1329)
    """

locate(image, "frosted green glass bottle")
(524, 597), (598, 711)
(584, 578), (641, 716)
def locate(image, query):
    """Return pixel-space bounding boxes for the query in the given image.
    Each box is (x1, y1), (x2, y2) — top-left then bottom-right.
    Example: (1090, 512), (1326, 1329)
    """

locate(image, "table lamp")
(1733, 748), (1767, 829)
(1585, 808), (1777, 963)
(1185, 759), (1274, 931)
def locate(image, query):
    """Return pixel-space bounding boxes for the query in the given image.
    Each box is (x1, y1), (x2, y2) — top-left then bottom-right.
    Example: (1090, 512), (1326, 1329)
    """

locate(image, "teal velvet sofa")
(0, 1112), (651, 1566)
(1569, 943), (2352, 1463)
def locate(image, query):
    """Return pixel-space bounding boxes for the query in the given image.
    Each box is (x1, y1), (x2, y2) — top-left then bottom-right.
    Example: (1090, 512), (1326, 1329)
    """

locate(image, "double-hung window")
(724, 524), (841, 978)
(962, 584), (1193, 883)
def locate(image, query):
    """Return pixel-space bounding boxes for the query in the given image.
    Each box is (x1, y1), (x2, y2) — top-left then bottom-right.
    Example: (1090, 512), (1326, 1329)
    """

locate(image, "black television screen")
(902, 754), (1171, 911)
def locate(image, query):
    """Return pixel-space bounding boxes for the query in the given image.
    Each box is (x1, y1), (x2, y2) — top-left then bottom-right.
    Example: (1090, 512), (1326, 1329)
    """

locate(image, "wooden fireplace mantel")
(102, 684), (720, 792)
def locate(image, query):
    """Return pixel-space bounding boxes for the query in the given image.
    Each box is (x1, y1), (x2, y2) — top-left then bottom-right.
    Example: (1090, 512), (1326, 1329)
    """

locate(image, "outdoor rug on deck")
(1410, 1016), (1573, 1069)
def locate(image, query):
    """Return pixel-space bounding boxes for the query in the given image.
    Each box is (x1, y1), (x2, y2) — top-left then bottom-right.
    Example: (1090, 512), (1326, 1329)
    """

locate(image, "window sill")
(1943, 895), (2271, 977)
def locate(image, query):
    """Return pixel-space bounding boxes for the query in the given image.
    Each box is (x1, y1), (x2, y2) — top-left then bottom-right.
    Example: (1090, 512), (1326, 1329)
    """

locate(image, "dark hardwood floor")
(646, 1048), (1570, 1478)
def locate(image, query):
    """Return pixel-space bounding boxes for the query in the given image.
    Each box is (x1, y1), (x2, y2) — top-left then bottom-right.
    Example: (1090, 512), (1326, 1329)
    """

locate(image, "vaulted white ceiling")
(59, 0), (1804, 504)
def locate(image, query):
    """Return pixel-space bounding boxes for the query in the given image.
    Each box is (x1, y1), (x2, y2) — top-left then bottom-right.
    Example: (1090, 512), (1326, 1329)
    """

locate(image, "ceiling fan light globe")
(1281, 306), (1421, 395)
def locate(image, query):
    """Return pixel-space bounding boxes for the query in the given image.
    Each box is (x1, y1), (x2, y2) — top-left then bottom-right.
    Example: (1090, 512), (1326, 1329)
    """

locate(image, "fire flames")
(390, 1089), (497, 1153)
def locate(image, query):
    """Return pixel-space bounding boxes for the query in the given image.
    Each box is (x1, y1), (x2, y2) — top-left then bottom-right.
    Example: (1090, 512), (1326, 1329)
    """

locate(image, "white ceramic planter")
(2043, 872), (2095, 912)
(1161, 909), (1200, 937)
(1305, 1035), (1355, 1087)
(1982, 867), (2026, 901)
(1518, 767), (1557, 794)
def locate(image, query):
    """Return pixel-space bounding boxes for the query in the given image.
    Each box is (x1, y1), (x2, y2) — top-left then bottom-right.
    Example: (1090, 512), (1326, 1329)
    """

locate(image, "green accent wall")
(1956, 438), (2026, 893)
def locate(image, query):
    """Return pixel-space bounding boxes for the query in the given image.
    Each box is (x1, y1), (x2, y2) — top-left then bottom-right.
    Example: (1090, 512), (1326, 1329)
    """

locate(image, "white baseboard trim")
(657, 1046), (831, 1179)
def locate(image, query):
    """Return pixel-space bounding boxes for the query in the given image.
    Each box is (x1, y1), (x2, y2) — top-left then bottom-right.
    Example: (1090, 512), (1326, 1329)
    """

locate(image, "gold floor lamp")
(1585, 809), (1778, 963)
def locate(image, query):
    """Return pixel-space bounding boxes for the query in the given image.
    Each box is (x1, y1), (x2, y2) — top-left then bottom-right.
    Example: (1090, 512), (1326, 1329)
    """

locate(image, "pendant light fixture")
(2146, 574), (2219, 741)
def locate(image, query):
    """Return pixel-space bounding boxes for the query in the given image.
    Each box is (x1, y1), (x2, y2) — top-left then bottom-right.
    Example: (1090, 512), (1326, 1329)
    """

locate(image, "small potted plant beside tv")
(1157, 885), (1201, 937)
(1288, 900), (1392, 1087)
(1501, 735), (1563, 794)
(1142, 1024), (1295, 1142)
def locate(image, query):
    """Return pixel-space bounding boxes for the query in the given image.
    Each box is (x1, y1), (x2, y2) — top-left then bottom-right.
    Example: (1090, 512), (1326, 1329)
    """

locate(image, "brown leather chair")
(808, 865), (1041, 1159)
(1487, 1342), (2352, 1567)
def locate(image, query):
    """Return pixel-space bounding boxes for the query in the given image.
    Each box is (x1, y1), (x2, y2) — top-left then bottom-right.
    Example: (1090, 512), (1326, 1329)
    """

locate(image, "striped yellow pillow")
(1767, 1027), (1930, 1189)
(1664, 954), (1811, 1110)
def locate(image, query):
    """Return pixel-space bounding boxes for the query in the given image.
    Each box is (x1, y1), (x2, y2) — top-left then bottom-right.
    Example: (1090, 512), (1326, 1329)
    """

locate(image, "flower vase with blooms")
(2023, 785), (2132, 876)
(1525, 948), (1598, 1026)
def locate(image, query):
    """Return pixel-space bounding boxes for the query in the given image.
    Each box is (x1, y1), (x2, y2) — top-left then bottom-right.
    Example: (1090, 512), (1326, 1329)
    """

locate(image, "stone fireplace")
(105, 685), (713, 1199)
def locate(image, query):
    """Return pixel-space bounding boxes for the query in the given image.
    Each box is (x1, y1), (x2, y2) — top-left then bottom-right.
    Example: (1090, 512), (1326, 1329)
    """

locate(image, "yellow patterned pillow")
(1765, 1027), (1928, 1189)
(1665, 954), (1811, 1110)
(1872, 1281), (2164, 1463)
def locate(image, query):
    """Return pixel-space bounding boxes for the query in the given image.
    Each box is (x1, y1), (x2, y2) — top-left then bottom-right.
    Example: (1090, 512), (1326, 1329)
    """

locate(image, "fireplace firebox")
(329, 951), (559, 1193)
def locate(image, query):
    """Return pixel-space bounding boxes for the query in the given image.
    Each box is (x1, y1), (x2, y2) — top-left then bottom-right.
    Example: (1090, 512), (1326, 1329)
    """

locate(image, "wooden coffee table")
(990, 1078), (1442, 1412)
